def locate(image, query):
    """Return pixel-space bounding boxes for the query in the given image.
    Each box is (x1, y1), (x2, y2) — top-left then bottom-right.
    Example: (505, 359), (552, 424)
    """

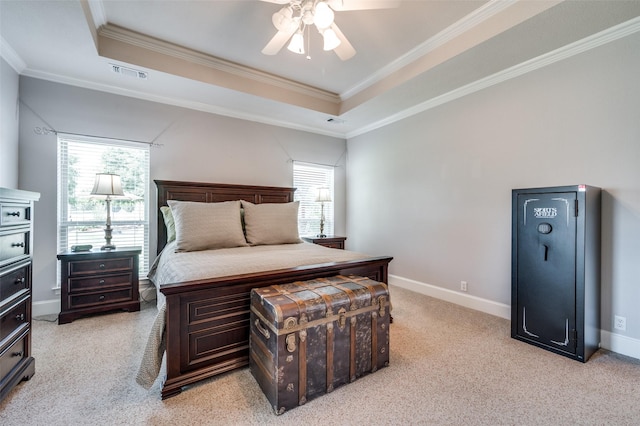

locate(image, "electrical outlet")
(460, 281), (468, 292)
(614, 315), (626, 331)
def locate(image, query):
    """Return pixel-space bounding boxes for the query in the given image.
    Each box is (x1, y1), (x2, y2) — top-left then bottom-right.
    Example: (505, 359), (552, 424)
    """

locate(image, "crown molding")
(0, 36), (26, 73)
(346, 15), (640, 139)
(341, 0), (518, 100)
(19, 68), (345, 139)
(98, 24), (340, 106)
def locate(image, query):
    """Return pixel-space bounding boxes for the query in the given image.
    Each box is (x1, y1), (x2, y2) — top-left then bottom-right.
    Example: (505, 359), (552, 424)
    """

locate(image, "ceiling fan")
(260, 0), (399, 61)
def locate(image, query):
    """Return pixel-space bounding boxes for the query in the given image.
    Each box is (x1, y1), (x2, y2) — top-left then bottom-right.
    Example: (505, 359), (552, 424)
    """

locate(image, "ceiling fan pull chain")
(306, 24), (312, 59)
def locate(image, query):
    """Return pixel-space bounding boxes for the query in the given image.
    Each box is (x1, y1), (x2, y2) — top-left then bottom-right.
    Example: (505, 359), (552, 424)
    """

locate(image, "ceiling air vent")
(110, 64), (148, 80)
(327, 117), (345, 124)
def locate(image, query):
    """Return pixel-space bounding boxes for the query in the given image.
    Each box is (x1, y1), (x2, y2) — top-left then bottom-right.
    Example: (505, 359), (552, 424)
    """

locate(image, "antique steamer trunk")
(250, 275), (390, 415)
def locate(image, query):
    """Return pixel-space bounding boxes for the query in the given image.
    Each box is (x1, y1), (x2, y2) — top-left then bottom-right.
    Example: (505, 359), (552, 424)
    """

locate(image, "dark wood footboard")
(159, 256), (392, 399)
(153, 180), (392, 399)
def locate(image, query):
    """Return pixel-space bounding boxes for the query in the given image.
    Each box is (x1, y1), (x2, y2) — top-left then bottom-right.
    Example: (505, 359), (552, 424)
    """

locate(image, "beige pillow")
(160, 206), (176, 243)
(241, 200), (301, 245)
(167, 200), (247, 252)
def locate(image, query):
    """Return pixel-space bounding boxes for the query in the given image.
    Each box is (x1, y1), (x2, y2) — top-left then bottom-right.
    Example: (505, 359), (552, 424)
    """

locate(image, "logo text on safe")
(533, 207), (557, 218)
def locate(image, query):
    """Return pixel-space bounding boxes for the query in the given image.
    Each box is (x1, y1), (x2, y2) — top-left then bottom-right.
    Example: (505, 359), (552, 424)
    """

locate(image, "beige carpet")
(1, 285), (639, 425)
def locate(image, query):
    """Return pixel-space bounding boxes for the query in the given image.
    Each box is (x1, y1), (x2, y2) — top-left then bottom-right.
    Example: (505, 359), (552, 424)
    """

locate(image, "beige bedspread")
(136, 242), (371, 389)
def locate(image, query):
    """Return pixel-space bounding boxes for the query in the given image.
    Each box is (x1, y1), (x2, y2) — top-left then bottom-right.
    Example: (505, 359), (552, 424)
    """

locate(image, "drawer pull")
(7, 211), (21, 217)
(12, 351), (24, 357)
(14, 277), (25, 285)
(99, 263), (106, 269)
(15, 314), (25, 321)
(99, 295), (105, 301)
(99, 279), (105, 284)
(11, 242), (25, 248)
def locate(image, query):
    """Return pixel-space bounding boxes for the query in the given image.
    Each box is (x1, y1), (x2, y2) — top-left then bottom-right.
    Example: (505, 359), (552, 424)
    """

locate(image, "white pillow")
(167, 200), (247, 252)
(241, 200), (301, 245)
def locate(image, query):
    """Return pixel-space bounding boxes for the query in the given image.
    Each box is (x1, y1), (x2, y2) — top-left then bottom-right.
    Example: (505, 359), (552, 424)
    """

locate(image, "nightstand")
(302, 235), (346, 250)
(57, 247), (141, 324)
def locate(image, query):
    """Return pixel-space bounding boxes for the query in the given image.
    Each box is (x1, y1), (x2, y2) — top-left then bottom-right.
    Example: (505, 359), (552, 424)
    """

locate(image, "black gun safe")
(511, 185), (601, 362)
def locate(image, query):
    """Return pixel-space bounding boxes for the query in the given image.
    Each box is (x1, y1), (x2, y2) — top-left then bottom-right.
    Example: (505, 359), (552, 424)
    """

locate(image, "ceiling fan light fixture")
(313, 1), (334, 29)
(287, 30), (305, 54)
(272, 6), (295, 31)
(322, 28), (341, 51)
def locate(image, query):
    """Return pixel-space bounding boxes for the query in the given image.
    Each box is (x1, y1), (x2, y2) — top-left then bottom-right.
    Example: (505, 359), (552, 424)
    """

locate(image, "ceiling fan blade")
(327, 0), (400, 11)
(262, 28), (296, 55)
(330, 23), (356, 61)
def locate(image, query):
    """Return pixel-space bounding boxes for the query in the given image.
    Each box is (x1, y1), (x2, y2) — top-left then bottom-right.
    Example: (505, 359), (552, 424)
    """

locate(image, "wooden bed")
(152, 180), (393, 399)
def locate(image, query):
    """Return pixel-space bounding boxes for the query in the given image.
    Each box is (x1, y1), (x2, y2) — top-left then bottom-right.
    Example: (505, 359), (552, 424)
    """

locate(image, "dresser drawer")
(0, 333), (26, 378)
(0, 230), (30, 266)
(68, 288), (133, 310)
(68, 257), (133, 276)
(0, 202), (31, 227)
(0, 261), (30, 301)
(0, 298), (28, 343)
(68, 273), (133, 292)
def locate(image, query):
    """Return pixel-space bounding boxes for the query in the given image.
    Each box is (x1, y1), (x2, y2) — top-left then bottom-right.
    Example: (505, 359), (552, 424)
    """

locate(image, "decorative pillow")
(241, 200), (301, 245)
(160, 206), (176, 243)
(167, 200), (247, 252)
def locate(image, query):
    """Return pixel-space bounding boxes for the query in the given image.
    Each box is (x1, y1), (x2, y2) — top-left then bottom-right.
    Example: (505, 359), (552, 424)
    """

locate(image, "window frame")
(57, 134), (150, 280)
(293, 161), (335, 237)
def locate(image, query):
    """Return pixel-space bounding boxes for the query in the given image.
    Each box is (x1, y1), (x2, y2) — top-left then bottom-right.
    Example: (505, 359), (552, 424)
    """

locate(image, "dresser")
(57, 247), (141, 324)
(0, 187), (39, 402)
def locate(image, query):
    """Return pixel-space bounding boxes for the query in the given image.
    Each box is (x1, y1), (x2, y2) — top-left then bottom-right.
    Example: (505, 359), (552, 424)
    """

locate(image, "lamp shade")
(287, 31), (305, 54)
(91, 173), (124, 196)
(315, 187), (332, 202)
(322, 28), (341, 51)
(313, 1), (335, 29)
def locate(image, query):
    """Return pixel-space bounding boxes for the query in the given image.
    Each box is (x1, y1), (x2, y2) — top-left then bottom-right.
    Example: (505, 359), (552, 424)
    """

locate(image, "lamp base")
(316, 234), (327, 238)
(101, 244), (116, 251)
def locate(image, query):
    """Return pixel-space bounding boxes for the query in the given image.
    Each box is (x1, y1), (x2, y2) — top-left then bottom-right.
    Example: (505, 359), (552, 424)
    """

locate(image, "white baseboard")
(600, 330), (640, 360)
(389, 274), (640, 361)
(33, 298), (60, 318)
(389, 274), (511, 319)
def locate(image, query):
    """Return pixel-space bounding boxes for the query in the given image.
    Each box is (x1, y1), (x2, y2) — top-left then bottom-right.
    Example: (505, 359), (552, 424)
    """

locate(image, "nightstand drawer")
(68, 288), (133, 310)
(68, 273), (133, 292)
(0, 333), (26, 378)
(68, 257), (133, 276)
(0, 261), (29, 301)
(302, 236), (346, 250)
(0, 202), (31, 227)
(0, 230), (29, 266)
(319, 241), (343, 249)
(0, 298), (28, 343)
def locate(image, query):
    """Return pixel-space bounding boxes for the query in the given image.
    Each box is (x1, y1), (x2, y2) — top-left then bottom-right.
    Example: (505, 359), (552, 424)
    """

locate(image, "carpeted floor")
(1, 285), (639, 425)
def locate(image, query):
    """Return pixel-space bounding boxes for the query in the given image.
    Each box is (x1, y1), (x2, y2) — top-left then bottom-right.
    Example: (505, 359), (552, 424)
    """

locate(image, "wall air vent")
(110, 64), (148, 80)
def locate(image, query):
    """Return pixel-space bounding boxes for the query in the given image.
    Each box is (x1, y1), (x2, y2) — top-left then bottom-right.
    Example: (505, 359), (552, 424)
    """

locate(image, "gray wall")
(0, 56), (20, 188)
(347, 33), (640, 341)
(17, 77), (347, 305)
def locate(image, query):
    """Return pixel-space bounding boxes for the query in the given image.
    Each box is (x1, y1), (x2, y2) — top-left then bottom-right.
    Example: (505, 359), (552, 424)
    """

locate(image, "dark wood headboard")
(155, 180), (296, 254)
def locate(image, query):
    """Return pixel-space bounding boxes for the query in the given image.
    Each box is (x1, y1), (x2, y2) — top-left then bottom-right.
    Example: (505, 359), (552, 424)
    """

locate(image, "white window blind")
(57, 135), (150, 277)
(293, 162), (334, 237)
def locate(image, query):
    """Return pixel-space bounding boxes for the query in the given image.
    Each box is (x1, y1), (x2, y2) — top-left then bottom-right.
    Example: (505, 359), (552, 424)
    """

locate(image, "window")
(293, 162), (334, 237)
(57, 135), (150, 278)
